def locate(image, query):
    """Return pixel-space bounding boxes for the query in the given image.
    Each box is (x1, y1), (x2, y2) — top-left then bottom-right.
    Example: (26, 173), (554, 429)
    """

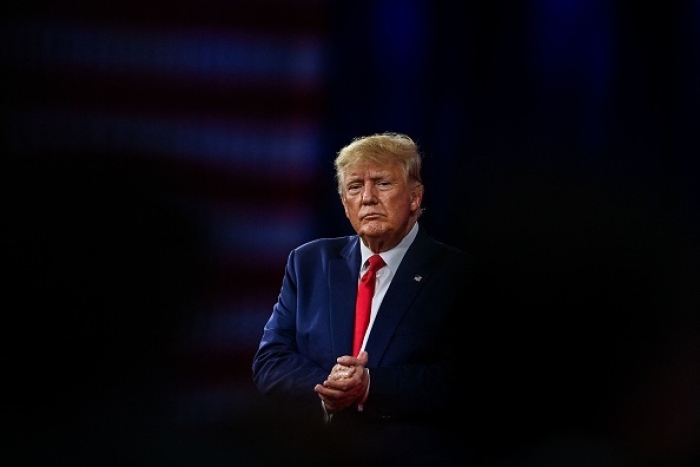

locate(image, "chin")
(360, 228), (388, 239)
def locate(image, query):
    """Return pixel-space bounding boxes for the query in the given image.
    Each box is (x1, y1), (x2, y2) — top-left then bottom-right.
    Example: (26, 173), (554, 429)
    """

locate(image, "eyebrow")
(346, 172), (393, 183)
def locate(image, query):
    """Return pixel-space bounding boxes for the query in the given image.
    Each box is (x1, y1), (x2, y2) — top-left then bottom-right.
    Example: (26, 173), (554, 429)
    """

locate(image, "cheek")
(342, 199), (355, 217)
(393, 195), (415, 210)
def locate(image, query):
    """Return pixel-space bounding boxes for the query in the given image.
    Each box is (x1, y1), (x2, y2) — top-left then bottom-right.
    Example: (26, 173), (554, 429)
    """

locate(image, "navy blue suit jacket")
(253, 225), (471, 426)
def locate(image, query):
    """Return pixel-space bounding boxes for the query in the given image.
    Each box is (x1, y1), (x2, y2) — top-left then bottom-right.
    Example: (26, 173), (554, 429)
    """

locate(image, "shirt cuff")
(321, 400), (333, 423)
(357, 368), (370, 412)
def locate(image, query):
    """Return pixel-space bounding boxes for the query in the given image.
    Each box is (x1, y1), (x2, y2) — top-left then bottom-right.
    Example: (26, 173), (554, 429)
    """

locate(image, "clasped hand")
(314, 351), (369, 414)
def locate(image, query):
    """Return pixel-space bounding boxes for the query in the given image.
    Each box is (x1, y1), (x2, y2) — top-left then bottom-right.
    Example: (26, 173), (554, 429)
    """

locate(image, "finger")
(336, 355), (360, 366)
(356, 350), (369, 364)
(323, 378), (353, 390)
(315, 383), (342, 397)
(330, 367), (356, 380)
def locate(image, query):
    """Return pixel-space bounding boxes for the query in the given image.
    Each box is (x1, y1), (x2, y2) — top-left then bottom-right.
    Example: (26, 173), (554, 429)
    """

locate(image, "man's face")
(340, 161), (422, 252)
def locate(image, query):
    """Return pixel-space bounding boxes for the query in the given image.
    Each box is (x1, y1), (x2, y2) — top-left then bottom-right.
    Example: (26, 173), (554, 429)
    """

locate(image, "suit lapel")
(365, 229), (438, 365)
(329, 239), (362, 357)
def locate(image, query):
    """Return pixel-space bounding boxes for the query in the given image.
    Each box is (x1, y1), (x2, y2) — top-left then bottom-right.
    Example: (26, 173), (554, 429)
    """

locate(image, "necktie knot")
(366, 254), (385, 274)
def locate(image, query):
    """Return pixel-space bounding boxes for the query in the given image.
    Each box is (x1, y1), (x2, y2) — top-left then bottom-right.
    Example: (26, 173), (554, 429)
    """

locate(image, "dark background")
(3, 1), (699, 465)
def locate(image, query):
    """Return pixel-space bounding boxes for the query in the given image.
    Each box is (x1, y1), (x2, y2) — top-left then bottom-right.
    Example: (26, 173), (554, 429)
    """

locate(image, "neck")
(361, 221), (417, 253)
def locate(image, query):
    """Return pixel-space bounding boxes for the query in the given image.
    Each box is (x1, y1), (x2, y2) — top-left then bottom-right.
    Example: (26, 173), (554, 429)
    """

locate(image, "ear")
(409, 187), (423, 211)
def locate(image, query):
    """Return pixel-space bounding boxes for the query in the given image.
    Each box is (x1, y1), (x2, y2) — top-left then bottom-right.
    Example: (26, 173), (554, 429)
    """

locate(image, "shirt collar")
(359, 222), (419, 273)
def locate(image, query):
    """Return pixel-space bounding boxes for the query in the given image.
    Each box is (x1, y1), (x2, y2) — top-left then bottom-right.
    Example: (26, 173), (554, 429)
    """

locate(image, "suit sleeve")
(251, 248), (329, 411)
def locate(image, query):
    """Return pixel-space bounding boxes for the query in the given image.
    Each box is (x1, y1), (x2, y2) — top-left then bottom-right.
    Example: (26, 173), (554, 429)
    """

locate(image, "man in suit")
(252, 132), (472, 464)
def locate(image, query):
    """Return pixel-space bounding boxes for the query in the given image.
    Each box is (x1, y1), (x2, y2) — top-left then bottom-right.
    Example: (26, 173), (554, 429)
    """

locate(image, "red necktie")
(352, 254), (385, 356)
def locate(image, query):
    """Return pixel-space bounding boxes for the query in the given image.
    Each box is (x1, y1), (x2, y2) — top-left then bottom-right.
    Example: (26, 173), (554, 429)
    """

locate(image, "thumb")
(357, 350), (369, 365)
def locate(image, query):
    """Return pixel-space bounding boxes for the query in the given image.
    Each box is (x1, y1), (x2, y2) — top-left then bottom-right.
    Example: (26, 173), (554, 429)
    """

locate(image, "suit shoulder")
(292, 235), (356, 256)
(419, 229), (466, 254)
(427, 237), (472, 267)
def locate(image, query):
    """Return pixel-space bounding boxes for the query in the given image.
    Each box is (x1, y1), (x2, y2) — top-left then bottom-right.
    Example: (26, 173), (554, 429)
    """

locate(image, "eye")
(347, 184), (362, 193)
(377, 181), (393, 190)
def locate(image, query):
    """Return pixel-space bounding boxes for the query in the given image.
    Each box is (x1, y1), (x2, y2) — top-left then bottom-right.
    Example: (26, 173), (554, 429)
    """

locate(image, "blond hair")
(334, 132), (423, 195)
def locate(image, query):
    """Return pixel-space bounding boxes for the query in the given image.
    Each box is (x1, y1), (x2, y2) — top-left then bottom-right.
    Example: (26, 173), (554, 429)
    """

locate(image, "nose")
(361, 183), (377, 203)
